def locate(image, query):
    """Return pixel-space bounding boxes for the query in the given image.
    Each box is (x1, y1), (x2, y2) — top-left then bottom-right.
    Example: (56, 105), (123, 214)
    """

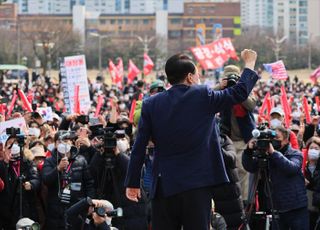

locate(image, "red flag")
(17, 89), (32, 112)
(316, 96), (320, 112)
(129, 99), (137, 123)
(7, 92), (17, 116)
(310, 66), (320, 83)
(280, 86), (290, 128)
(143, 53), (154, 76)
(116, 58), (124, 80)
(27, 90), (33, 104)
(109, 60), (119, 84)
(259, 92), (271, 121)
(74, 85), (80, 114)
(94, 95), (104, 117)
(303, 97), (311, 124)
(128, 59), (140, 84)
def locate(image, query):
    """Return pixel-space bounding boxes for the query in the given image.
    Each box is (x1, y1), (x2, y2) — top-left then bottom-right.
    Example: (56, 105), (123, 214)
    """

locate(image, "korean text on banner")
(64, 55), (91, 114)
(190, 38), (238, 70)
(0, 117), (27, 143)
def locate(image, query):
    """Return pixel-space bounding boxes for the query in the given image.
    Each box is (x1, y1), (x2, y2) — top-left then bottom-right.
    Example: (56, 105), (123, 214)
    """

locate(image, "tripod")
(243, 156), (279, 230)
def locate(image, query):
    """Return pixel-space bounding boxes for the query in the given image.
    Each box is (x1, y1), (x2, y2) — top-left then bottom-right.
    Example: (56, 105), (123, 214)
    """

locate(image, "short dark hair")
(276, 126), (290, 140)
(165, 54), (196, 85)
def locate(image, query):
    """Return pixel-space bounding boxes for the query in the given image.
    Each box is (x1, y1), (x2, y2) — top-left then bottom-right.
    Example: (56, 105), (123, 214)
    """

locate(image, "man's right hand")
(126, 188), (141, 202)
(57, 157), (69, 171)
(241, 49), (257, 71)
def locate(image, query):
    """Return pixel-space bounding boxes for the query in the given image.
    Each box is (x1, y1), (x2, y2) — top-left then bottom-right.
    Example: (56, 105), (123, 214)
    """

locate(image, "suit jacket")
(124, 68), (259, 198)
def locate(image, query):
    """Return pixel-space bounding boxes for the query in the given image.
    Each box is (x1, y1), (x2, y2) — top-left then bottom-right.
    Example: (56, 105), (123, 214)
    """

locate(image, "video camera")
(6, 127), (25, 146)
(94, 206), (123, 218)
(226, 74), (240, 88)
(90, 125), (117, 167)
(251, 124), (276, 158)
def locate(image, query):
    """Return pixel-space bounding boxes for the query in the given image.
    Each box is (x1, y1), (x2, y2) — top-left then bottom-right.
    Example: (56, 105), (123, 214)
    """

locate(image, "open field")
(48, 68), (315, 85)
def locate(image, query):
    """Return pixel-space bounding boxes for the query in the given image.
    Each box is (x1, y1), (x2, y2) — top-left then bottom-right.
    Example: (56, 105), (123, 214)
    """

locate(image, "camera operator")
(66, 197), (115, 230)
(269, 107), (299, 150)
(90, 130), (148, 230)
(0, 135), (40, 229)
(215, 65), (256, 202)
(41, 131), (95, 230)
(242, 126), (308, 229)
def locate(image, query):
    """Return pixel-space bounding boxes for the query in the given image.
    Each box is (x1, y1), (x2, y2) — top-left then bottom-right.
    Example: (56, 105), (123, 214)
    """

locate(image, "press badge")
(70, 182), (82, 191)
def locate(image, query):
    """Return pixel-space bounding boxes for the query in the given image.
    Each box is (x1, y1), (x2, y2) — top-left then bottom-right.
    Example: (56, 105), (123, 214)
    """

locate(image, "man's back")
(128, 68), (259, 198)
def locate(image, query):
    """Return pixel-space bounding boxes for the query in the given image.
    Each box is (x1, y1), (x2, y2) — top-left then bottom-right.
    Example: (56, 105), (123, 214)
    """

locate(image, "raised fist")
(241, 49), (257, 64)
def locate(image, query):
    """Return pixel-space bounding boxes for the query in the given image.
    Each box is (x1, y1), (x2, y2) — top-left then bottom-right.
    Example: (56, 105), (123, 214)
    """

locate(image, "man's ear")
(186, 73), (193, 84)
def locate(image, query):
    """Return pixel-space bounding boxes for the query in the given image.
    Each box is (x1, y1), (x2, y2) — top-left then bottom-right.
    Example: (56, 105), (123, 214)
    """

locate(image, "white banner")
(0, 117), (27, 143)
(63, 55), (91, 114)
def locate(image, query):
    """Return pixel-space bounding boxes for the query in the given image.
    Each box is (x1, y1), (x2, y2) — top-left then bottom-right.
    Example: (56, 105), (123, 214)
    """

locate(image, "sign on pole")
(63, 55), (91, 114)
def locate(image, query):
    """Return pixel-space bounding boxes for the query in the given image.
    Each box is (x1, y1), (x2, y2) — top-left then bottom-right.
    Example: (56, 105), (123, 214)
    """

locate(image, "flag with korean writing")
(190, 37), (238, 70)
(263, 60), (288, 80)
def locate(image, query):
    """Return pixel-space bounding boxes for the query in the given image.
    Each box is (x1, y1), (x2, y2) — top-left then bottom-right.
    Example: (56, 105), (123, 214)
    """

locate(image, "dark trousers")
(277, 207), (309, 230)
(151, 182), (213, 230)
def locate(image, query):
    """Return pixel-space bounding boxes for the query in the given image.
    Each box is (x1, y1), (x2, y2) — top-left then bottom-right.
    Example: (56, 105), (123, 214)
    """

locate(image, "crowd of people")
(0, 51), (319, 230)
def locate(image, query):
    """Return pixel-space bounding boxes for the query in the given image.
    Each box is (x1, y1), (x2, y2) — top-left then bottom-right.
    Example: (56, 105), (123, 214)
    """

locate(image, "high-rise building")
(273, 0), (308, 46)
(240, 0), (273, 29)
(308, 0), (320, 42)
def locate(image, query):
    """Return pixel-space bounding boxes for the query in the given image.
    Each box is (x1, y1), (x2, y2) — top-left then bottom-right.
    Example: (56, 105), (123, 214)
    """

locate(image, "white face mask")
(308, 149), (320, 161)
(117, 139), (129, 153)
(47, 143), (55, 152)
(270, 119), (282, 129)
(57, 142), (71, 154)
(29, 127), (41, 138)
(11, 144), (20, 159)
(109, 92), (115, 97)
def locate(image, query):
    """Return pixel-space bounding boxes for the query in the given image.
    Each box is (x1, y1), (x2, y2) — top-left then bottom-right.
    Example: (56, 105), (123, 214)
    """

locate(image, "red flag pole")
(94, 95), (104, 117)
(74, 85), (80, 114)
(316, 96), (320, 112)
(129, 99), (137, 123)
(17, 89), (32, 112)
(280, 86), (290, 128)
(7, 92), (18, 117)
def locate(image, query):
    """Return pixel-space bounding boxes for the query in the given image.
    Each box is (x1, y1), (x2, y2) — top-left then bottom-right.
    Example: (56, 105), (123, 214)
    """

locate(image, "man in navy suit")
(125, 49), (259, 230)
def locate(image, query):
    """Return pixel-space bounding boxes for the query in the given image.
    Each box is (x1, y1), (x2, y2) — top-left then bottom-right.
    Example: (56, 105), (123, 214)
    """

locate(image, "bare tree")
(20, 17), (81, 75)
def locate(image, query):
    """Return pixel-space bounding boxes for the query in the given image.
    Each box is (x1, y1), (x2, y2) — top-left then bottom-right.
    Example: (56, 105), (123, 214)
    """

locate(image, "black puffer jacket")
(0, 159), (40, 229)
(212, 134), (245, 230)
(42, 149), (95, 230)
(90, 152), (148, 230)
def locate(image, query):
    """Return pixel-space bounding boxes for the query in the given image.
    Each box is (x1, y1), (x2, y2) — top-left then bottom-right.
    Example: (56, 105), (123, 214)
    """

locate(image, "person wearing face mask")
(89, 129), (148, 230)
(214, 64), (257, 203)
(269, 107), (300, 150)
(243, 126), (308, 229)
(41, 131), (95, 230)
(304, 138), (320, 229)
(0, 135), (40, 230)
(125, 49), (259, 230)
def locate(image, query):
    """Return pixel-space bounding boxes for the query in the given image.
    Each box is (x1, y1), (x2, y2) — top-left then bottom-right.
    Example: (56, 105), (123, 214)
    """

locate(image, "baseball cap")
(270, 107), (284, 117)
(223, 65), (240, 78)
(149, 80), (165, 92)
